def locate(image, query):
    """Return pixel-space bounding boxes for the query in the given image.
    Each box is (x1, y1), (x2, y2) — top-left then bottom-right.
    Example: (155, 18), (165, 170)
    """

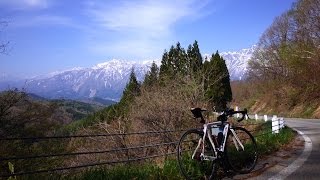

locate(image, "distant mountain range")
(26, 60), (151, 101)
(0, 46), (255, 101)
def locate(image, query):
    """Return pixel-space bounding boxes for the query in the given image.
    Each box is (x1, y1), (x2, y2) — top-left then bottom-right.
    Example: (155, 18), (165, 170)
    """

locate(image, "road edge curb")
(268, 127), (312, 180)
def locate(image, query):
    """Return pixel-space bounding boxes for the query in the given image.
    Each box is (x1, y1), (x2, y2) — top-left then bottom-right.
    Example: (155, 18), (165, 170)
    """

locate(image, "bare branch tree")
(0, 20), (9, 54)
(247, 0), (320, 104)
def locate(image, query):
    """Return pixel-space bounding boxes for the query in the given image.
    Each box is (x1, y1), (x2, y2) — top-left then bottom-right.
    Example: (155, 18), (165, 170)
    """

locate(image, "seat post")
(200, 114), (205, 124)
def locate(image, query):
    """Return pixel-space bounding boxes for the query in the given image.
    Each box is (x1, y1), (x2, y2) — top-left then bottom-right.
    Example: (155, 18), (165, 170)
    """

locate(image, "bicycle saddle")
(191, 108), (206, 118)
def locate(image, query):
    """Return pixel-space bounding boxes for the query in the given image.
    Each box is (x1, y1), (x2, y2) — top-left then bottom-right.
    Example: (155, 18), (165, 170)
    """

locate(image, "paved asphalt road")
(245, 117), (319, 180)
(283, 118), (320, 180)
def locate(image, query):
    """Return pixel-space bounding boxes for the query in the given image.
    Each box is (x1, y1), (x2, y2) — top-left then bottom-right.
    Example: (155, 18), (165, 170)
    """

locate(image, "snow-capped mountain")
(24, 60), (157, 101)
(220, 45), (256, 80)
(0, 46), (255, 101)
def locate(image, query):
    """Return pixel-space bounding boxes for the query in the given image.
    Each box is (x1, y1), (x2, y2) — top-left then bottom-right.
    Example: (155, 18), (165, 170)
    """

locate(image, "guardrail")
(250, 114), (285, 134)
(235, 106), (286, 134)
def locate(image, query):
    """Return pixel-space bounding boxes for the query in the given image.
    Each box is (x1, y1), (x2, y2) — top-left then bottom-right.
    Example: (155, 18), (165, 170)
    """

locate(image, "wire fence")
(0, 152), (177, 178)
(0, 129), (182, 178)
(0, 129), (186, 141)
(0, 118), (286, 178)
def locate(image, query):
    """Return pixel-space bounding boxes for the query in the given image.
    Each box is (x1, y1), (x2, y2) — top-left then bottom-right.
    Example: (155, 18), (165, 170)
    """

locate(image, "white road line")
(268, 128), (312, 180)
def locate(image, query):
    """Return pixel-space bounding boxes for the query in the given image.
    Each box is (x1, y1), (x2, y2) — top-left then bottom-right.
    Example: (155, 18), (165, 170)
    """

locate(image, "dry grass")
(63, 77), (211, 169)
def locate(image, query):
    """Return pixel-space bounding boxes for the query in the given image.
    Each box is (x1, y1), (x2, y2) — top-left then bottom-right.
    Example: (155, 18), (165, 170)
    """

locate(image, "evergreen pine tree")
(204, 51), (232, 111)
(187, 40), (203, 76)
(120, 68), (141, 106)
(220, 56), (232, 104)
(175, 42), (188, 75)
(160, 49), (172, 78)
(143, 61), (159, 87)
(159, 42), (188, 79)
(203, 59), (210, 90)
(187, 44), (193, 69)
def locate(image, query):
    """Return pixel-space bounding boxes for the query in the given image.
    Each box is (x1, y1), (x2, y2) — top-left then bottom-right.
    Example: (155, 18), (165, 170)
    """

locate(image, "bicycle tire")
(224, 127), (258, 174)
(177, 129), (216, 180)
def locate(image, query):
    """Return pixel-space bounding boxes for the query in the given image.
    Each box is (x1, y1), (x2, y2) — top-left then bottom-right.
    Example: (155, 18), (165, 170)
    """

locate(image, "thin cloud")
(85, 0), (212, 58)
(87, 0), (211, 37)
(0, 0), (50, 10)
(10, 14), (87, 31)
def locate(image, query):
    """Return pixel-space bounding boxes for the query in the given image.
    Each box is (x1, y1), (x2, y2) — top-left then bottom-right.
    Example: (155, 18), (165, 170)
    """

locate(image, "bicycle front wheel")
(177, 129), (216, 180)
(225, 127), (258, 173)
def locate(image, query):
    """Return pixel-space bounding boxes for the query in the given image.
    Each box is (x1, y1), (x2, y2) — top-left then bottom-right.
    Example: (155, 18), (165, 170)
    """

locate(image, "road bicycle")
(177, 108), (258, 179)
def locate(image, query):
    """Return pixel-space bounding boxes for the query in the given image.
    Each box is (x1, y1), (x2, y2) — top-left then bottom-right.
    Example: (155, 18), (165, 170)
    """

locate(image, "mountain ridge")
(0, 46), (255, 101)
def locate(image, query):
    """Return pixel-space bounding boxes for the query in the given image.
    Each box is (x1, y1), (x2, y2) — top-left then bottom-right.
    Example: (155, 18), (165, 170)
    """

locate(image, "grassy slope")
(237, 97), (320, 119)
(231, 82), (320, 119)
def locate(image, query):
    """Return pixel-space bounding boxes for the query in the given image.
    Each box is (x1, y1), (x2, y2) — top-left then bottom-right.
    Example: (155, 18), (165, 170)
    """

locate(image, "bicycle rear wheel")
(177, 129), (216, 180)
(225, 127), (258, 173)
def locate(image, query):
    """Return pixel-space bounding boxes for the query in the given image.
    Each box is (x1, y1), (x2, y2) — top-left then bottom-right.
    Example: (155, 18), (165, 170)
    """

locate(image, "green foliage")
(159, 50), (171, 77)
(79, 165), (161, 180)
(8, 162), (14, 173)
(120, 68), (141, 106)
(90, 97), (117, 106)
(64, 159), (183, 180)
(116, 68), (141, 119)
(162, 158), (182, 179)
(159, 42), (188, 79)
(254, 121), (295, 155)
(157, 41), (232, 111)
(204, 51), (232, 111)
(50, 99), (101, 121)
(143, 61), (159, 87)
(64, 103), (122, 131)
(7, 162), (17, 180)
(187, 40), (203, 76)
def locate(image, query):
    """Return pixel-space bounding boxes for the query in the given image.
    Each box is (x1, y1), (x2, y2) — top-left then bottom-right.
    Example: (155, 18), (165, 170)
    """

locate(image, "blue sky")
(0, 0), (296, 78)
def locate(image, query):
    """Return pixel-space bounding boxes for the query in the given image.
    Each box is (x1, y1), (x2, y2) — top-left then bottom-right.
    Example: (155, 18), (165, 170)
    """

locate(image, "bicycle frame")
(192, 121), (245, 161)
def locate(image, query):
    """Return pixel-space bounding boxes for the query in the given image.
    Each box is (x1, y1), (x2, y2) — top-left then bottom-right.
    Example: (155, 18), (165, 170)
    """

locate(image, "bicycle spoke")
(177, 129), (216, 179)
(225, 127), (258, 173)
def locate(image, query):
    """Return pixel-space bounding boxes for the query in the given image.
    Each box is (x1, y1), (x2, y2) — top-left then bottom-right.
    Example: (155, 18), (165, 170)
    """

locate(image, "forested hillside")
(233, 0), (320, 118)
(0, 90), (104, 138)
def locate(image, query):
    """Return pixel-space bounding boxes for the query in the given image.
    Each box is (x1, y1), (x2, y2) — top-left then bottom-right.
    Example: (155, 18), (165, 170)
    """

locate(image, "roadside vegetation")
(23, 121), (294, 180)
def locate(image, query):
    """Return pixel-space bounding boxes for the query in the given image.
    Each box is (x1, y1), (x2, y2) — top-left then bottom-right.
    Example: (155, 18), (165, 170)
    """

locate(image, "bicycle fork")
(230, 128), (245, 151)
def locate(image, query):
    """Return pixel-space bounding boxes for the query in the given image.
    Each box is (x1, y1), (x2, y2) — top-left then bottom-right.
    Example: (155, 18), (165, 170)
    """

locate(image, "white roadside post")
(235, 106), (240, 118)
(272, 115), (279, 134)
(264, 115), (268, 122)
(280, 117), (285, 129)
(255, 114), (258, 121)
